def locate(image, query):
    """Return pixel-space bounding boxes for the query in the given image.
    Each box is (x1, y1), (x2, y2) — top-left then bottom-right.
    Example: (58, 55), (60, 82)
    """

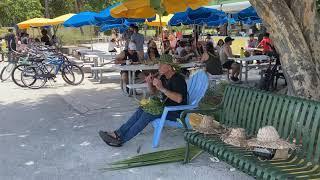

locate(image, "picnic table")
(229, 55), (271, 83)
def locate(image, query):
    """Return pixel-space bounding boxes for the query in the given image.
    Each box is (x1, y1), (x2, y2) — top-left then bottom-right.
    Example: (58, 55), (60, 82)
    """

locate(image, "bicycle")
(21, 53), (84, 89)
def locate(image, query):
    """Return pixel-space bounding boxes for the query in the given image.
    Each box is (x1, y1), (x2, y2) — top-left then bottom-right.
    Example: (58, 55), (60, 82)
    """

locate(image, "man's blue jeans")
(115, 107), (180, 143)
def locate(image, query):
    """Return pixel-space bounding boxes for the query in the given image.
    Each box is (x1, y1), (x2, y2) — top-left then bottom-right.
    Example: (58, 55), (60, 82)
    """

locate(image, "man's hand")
(145, 73), (154, 84)
(152, 78), (163, 90)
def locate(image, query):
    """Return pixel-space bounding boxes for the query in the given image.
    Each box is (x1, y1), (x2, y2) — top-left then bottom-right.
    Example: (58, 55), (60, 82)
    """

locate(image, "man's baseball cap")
(224, 36), (235, 43)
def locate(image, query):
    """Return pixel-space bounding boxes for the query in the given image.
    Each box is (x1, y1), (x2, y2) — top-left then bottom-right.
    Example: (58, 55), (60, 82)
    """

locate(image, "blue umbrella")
(169, 12), (189, 26)
(100, 24), (128, 33)
(169, 7), (227, 27)
(233, 6), (261, 25)
(64, 12), (99, 27)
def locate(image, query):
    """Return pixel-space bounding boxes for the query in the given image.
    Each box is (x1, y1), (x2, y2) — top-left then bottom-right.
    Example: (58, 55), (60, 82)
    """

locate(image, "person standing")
(122, 24), (134, 50)
(5, 29), (16, 61)
(131, 26), (145, 60)
(5, 29), (16, 52)
(168, 30), (177, 50)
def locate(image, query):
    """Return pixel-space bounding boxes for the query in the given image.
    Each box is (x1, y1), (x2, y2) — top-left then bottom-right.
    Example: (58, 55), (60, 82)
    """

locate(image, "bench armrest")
(163, 104), (198, 113)
(180, 105), (222, 130)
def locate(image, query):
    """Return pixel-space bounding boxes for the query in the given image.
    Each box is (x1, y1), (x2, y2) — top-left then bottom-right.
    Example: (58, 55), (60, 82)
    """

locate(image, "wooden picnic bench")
(181, 85), (320, 179)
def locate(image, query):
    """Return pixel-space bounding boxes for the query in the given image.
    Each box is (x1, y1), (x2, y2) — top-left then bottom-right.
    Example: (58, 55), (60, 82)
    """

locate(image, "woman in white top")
(108, 38), (117, 53)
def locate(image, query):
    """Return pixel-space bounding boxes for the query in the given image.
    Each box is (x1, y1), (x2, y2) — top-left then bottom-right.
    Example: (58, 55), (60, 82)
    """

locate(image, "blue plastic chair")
(151, 70), (209, 148)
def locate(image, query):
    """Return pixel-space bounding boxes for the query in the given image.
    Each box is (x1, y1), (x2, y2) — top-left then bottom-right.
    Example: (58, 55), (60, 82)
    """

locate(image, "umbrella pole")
(91, 26), (93, 51)
(160, 15), (164, 53)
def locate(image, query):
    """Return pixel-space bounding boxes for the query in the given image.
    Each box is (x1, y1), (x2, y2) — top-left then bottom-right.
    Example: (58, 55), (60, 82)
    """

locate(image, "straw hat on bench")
(222, 128), (247, 147)
(193, 115), (223, 135)
(247, 126), (295, 150)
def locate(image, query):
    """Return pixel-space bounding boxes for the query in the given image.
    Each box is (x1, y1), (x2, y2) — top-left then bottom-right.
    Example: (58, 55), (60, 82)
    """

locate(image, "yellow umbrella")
(50, 13), (76, 26)
(145, 14), (173, 26)
(17, 18), (53, 29)
(110, 0), (210, 18)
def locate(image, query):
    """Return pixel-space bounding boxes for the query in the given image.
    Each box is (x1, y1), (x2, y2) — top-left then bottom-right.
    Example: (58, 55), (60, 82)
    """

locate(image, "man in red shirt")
(257, 33), (273, 54)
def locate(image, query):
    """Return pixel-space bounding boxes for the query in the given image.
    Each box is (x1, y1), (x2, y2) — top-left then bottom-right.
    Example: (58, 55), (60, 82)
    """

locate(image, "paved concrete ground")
(0, 61), (254, 180)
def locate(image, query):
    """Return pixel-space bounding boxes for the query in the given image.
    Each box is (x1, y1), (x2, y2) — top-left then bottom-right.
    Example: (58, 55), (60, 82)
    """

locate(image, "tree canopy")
(0, 0), (121, 27)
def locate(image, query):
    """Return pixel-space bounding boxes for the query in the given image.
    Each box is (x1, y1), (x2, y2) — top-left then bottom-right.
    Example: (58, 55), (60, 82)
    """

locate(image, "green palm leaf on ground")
(102, 146), (202, 171)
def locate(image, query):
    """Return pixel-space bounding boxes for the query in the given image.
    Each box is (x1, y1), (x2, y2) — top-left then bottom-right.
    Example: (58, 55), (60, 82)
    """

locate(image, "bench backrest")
(220, 85), (320, 163)
(187, 70), (208, 105)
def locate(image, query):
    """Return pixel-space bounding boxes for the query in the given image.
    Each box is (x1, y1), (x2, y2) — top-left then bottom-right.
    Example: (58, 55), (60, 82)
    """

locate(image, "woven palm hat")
(247, 126), (295, 150)
(193, 115), (222, 135)
(222, 128), (247, 147)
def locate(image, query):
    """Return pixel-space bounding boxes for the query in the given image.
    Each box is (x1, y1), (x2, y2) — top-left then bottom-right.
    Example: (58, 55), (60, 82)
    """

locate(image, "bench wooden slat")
(307, 109), (320, 161)
(278, 98), (290, 136)
(296, 102), (307, 141)
(251, 91), (263, 135)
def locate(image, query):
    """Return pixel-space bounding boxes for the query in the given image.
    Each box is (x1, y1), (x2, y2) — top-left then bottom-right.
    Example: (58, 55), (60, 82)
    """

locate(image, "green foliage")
(140, 96), (165, 115)
(0, 0), (43, 26)
(0, 0), (123, 27)
(103, 146), (202, 171)
(199, 81), (229, 109)
(317, 0), (320, 14)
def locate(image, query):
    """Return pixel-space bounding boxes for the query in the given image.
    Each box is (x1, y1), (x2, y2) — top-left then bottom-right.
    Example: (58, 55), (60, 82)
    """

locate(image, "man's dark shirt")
(160, 73), (188, 106)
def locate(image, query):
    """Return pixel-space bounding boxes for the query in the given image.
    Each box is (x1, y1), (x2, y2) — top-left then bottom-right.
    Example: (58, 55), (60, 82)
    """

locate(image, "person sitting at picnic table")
(200, 42), (223, 75)
(174, 40), (185, 57)
(108, 38), (117, 53)
(115, 42), (140, 91)
(219, 36), (241, 82)
(257, 32), (273, 55)
(145, 40), (160, 61)
(41, 29), (51, 46)
(205, 34), (214, 45)
(247, 34), (258, 48)
(99, 56), (188, 147)
(215, 39), (224, 53)
(176, 44), (196, 63)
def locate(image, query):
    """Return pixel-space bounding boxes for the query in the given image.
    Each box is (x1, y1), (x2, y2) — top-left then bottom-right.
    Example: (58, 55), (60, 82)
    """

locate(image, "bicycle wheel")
(0, 63), (15, 81)
(12, 64), (35, 87)
(62, 64), (84, 85)
(21, 66), (47, 89)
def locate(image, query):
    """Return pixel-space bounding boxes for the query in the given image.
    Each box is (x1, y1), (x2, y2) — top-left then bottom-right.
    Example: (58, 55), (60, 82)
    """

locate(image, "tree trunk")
(74, 0), (84, 35)
(249, 0), (320, 100)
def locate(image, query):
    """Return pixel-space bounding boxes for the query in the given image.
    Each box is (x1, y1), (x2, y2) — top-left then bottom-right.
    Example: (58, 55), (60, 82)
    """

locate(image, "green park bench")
(181, 85), (320, 179)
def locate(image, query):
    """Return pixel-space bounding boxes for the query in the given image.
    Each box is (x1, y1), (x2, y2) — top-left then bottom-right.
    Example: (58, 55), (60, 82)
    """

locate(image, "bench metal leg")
(184, 142), (191, 164)
(99, 70), (103, 83)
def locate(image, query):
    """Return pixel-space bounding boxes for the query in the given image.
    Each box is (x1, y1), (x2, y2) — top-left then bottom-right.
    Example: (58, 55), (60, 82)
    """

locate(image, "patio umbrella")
(95, 4), (156, 25)
(63, 12), (99, 27)
(100, 24), (129, 33)
(110, 0), (209, 51)
(110, 0), (210, 19)
(50, 13), (76, 26)
(145, 14), (173, 27)
(17, 18), (54, 29)
(233, 6), (261, 25)
(169, 7), (227, 26)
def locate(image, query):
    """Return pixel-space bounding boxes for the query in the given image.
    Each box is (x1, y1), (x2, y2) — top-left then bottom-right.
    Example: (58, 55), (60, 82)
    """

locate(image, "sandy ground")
(0, 44), (256, 180)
